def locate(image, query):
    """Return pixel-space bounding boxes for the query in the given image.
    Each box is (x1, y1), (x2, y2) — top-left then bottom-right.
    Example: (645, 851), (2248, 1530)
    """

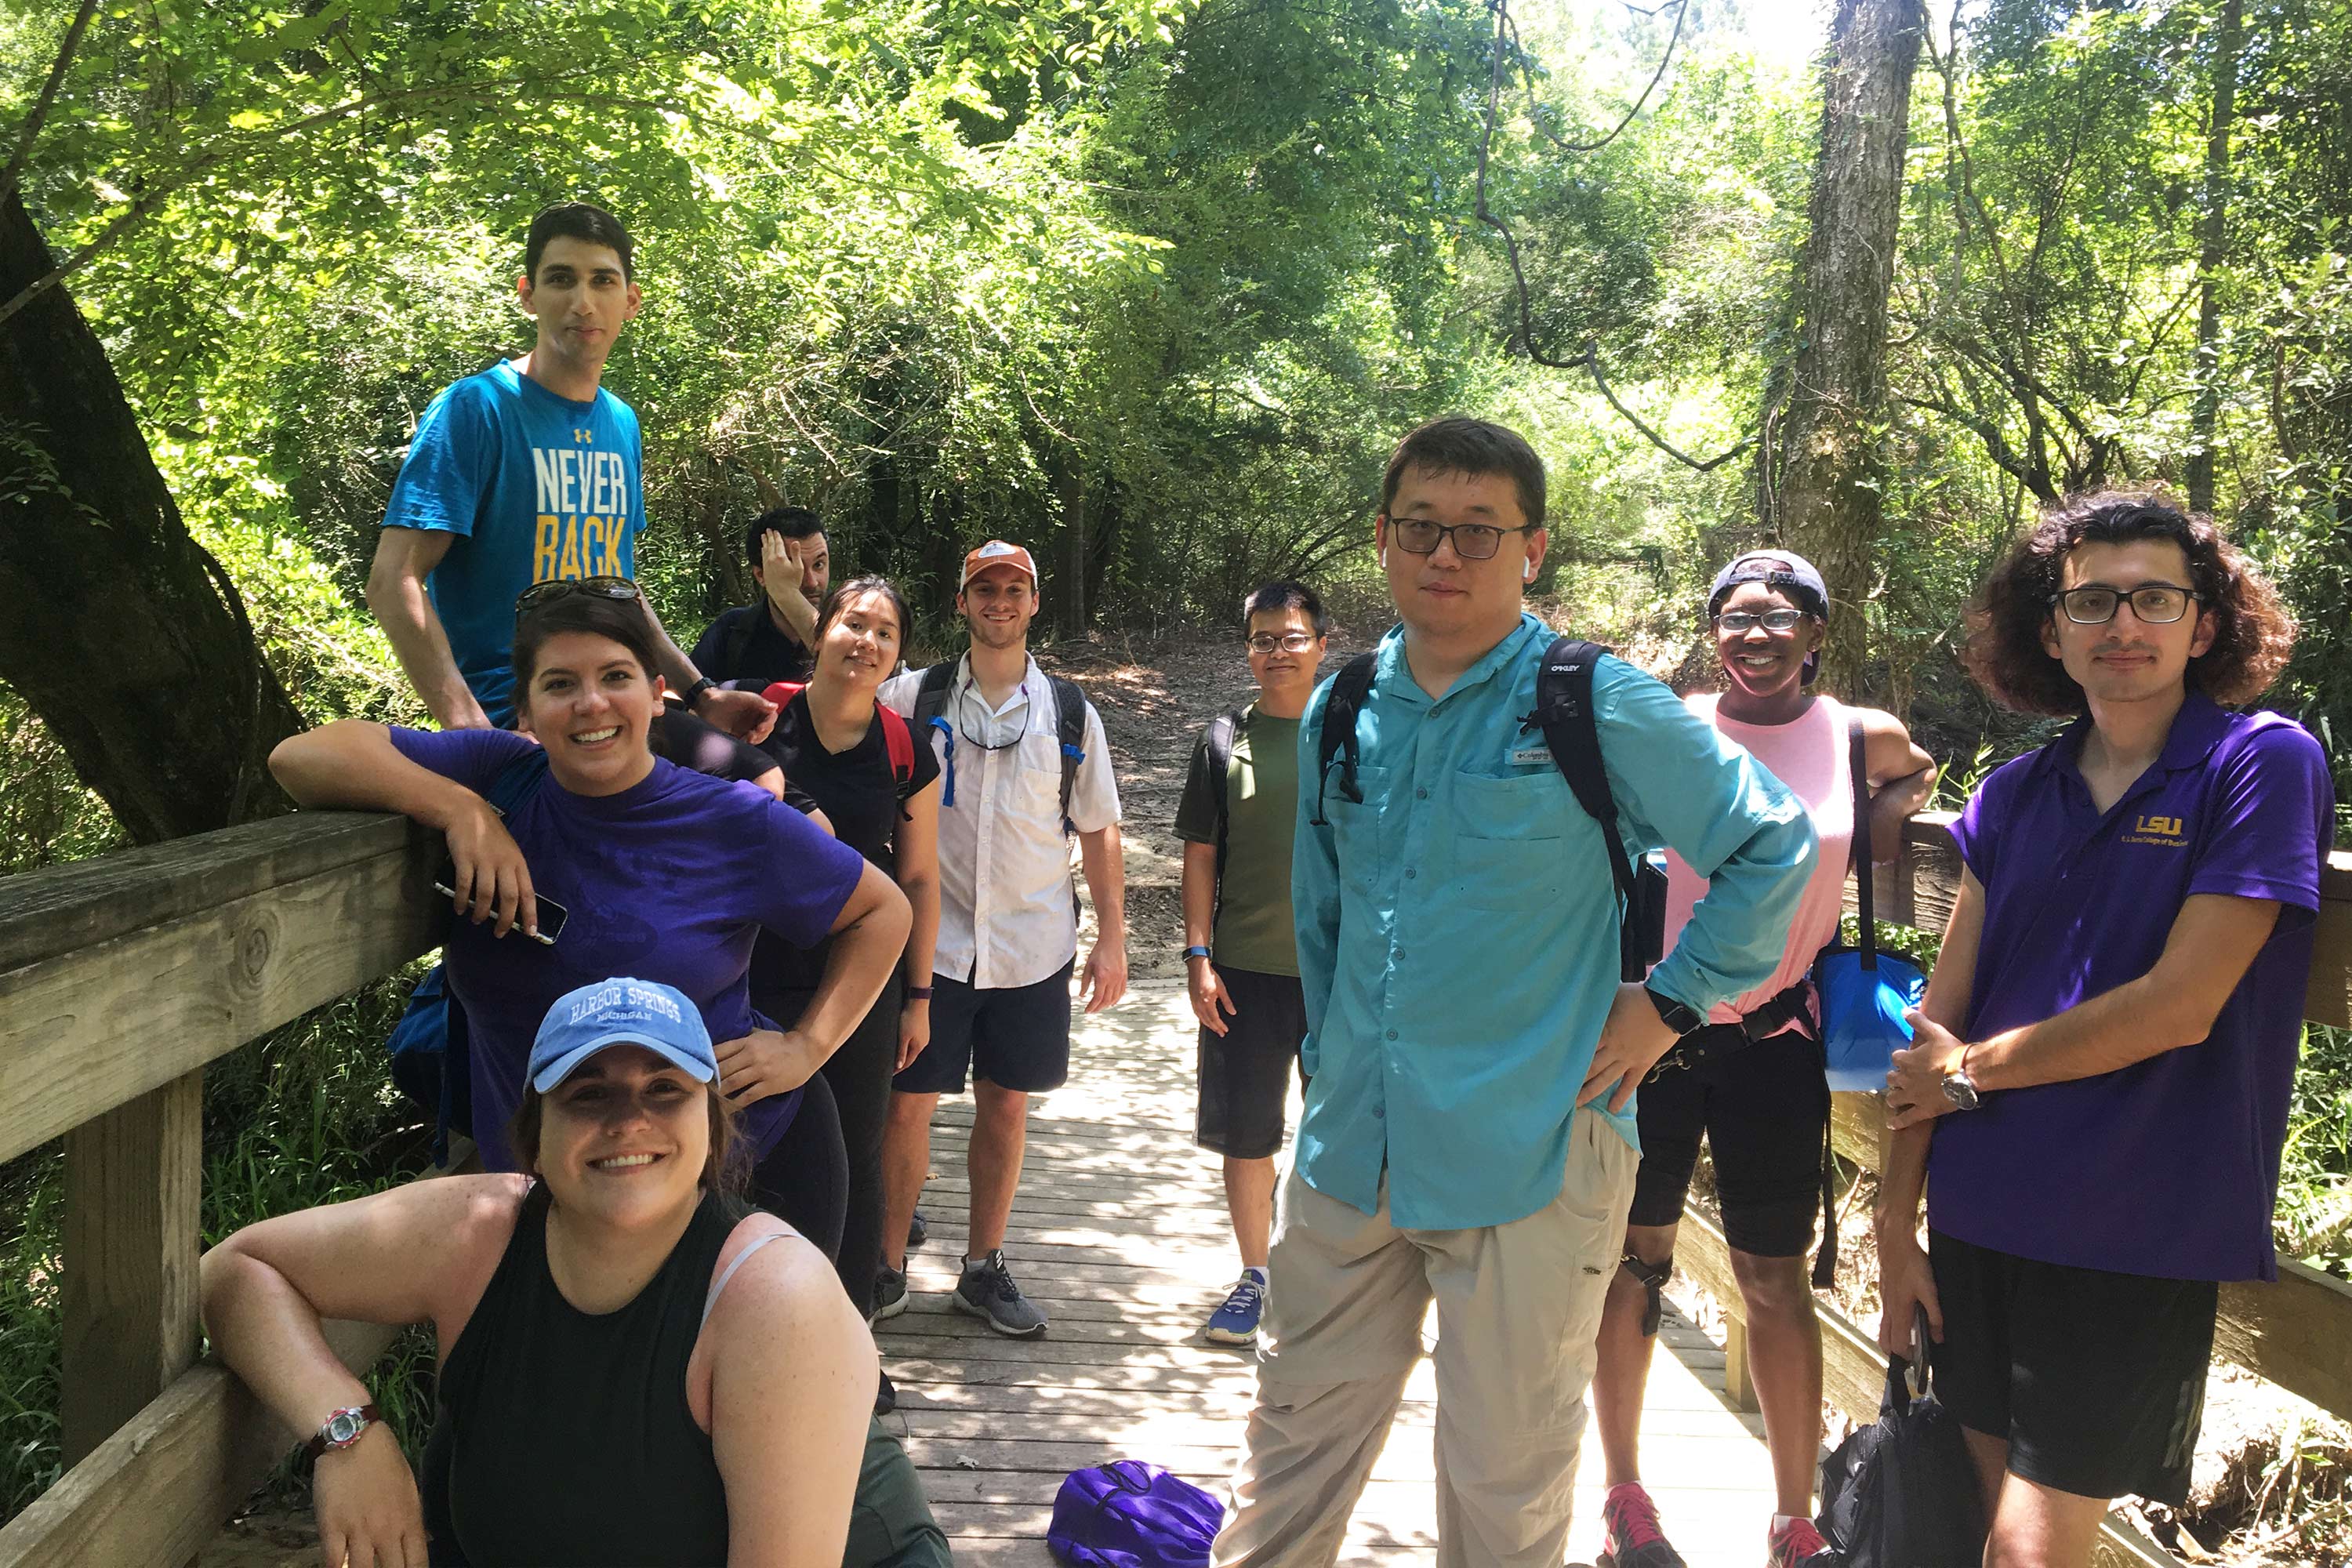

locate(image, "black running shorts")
(1927, 1228), (2216, 1505)
(1194, 963), (1307, 1160)
(1627, 1027), (1827, 1258)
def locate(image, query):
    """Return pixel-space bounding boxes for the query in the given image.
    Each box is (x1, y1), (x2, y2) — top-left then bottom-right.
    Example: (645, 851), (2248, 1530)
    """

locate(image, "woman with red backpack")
(753, 575), (944, 1401)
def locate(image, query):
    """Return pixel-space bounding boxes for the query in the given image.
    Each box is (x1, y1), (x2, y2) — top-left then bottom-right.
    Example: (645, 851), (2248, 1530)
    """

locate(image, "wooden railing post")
(1870, 827), (1916, 929)
(59, 1069), (202, 1467)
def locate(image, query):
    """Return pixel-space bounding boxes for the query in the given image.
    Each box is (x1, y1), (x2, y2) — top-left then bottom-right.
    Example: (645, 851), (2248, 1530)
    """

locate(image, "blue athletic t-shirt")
(382, 362), (644, 725)
(387, 726), (869, 1173)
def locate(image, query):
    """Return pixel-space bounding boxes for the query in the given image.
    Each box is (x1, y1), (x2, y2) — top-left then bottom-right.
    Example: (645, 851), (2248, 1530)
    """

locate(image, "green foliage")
(2279, 1024), (2352, 1275)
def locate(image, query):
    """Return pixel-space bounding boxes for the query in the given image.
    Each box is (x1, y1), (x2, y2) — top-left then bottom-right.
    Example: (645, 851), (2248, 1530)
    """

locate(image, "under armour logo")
(573, 428), (594, 443)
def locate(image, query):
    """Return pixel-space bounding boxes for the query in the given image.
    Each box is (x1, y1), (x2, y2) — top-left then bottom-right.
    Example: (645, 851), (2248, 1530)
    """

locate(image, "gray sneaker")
(952, 1249), (1047, 1337)
(872, 1262), (909, 1323)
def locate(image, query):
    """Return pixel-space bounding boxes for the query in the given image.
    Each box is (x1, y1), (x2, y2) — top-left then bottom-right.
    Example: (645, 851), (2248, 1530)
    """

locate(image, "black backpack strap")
(1847, 715), (1875, 969)
(1203, 709), (1243, 917)
(718, 607), (757, 683)
(1049, 675), (1087, 835)
(1310, 654), (1378, 827)
(910, 662), (959, 805)
(1534, 637), (1654, 982)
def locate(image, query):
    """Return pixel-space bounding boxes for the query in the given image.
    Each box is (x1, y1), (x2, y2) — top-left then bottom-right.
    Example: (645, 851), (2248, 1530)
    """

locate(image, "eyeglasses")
(1247, 632), (1319, 654)
(515, 575), (642, 614)
(2049, 583), (2201, 625)
(1386, 517), (1537, 561)
(1714, 608), (1807, 633)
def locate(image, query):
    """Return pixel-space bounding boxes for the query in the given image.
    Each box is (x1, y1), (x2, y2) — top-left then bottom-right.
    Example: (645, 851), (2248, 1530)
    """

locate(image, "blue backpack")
(387, 747), (552, 1166)
(1047, 1462), (1222, 1568)
(1813, 718), (1927, 1090)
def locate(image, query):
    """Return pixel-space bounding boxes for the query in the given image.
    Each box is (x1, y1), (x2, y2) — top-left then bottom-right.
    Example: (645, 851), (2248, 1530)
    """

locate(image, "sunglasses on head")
(515, 576), (643, 615)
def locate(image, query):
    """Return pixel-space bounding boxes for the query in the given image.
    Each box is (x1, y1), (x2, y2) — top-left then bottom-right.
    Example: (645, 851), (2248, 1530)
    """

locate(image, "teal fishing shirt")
(1291, 614), (1818, 1230)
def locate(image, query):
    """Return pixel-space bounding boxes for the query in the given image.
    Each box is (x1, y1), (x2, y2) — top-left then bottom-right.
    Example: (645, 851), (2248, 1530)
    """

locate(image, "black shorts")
(1928, 1229), (2216, 1505)
(891, 960), (1073, 1095)
(1196, 964), (1307, 1160)
(1627, 1027), (1826, 1258)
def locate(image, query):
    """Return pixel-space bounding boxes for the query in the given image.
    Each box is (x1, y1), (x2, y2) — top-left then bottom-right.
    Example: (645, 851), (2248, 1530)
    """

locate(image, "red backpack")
(762, 683), (917, 794)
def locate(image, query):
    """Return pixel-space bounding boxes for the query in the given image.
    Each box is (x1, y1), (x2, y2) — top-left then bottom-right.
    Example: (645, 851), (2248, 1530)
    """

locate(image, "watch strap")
(683, 676), (717, 706)
(1181, 946), (1212, 961)
(904, 985), (935, 1000)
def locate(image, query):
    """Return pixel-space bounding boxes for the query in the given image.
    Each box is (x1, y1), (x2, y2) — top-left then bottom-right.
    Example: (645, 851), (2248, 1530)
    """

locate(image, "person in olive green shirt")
(1174, 580), (1329, 1346)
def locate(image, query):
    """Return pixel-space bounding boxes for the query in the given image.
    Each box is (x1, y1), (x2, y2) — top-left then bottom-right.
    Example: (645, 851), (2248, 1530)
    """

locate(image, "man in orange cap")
(870, 541), (1127, 1338)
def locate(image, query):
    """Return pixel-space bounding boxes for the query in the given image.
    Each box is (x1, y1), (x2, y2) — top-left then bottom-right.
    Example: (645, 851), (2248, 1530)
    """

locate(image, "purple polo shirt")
(1927, 691), (2332, 1282)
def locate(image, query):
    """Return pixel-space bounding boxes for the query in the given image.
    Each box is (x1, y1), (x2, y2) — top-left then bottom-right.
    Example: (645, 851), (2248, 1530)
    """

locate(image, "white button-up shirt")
(880, 656), (1122, 990)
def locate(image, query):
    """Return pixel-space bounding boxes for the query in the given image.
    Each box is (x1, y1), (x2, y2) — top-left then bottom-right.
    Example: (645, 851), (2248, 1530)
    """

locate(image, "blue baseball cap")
(1708, 550), (1830, 619)
(529, 978), (717, 1093)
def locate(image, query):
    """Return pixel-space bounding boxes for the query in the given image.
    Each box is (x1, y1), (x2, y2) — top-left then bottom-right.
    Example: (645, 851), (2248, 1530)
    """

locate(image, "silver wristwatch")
(1940, 1067), (1982, 1112)
(304, 1403), (380, 1459)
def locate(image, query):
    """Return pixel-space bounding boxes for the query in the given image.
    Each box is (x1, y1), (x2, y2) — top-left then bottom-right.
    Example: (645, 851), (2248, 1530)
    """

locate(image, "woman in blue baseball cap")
(1588, 550), (1938, 1568)
(201, 977), (949, 1568)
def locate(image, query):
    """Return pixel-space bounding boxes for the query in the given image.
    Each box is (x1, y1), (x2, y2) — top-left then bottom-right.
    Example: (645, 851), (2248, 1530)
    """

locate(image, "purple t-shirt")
(389, 727), (869, 1172)
(1928, 691), (2332, 1281)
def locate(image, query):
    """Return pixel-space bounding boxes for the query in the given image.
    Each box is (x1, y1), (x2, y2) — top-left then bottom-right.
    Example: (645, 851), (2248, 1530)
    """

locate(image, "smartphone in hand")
(432, 883), (570, 946)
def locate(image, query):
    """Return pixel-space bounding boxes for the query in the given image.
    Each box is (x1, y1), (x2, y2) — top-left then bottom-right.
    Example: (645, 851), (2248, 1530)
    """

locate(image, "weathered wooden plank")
(0, 1320), (401, 1568)
(0, 813), (419, 974)
(59, 1072), (202, 1466)
(2216, 1259), (2352, 1419)
(0, 831), (441, 1163)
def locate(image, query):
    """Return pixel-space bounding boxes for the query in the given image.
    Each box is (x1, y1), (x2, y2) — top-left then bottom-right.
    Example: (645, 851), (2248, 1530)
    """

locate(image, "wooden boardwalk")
(877, 982), (1778, 1566)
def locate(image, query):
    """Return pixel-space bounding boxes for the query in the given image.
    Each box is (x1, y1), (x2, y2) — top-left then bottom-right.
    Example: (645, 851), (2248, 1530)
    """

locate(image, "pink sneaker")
(1599, 1482), (1687, 1568)
(1767, 1515), (1831, 1566)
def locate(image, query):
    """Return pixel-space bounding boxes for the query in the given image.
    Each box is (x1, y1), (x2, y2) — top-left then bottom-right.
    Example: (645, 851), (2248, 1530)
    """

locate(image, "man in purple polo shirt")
(1877, 491), (2331, 1566)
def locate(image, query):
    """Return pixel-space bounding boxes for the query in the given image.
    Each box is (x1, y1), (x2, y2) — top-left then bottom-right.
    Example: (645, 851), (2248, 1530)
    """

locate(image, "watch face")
(326, 1410), (365, 1446)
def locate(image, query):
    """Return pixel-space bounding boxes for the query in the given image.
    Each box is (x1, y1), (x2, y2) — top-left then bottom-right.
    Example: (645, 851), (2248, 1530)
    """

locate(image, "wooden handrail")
(0, 811), (441, 1568)
(1683, 811), (2352, 1567)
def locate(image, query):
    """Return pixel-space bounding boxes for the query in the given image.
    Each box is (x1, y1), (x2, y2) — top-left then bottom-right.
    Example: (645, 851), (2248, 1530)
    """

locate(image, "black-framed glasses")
(1247, 632), (1319, 654)
(516, 575), (642, 615)
(1385, 517), (1537, 561)
(1714, 608), (1807, 633)
(2049, 583), (2201, 625)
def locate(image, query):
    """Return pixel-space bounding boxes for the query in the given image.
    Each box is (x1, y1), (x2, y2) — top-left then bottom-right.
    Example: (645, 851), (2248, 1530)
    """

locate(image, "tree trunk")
(0, 191), (301, 843)
(2185, 0), (2242, 515)
(1766, 0), (1925, 699)
(1056, 448), (1087, 638)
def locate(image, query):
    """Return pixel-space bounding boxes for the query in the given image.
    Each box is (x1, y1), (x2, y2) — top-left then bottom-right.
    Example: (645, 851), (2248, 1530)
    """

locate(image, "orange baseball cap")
(960, 539), (1039, 590)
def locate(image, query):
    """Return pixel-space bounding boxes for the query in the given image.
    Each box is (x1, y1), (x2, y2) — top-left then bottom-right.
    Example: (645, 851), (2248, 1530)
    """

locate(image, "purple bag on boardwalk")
(1047, 1461), (1222, 1568)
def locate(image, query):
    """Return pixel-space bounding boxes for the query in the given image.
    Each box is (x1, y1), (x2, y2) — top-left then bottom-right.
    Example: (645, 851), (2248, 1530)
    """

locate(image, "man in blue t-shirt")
(367, 201), (771, 739)
(1878, 492), (2332, 1566)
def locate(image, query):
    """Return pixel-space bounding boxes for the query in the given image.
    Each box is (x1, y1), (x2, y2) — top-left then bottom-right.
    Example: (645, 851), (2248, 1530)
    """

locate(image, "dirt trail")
(1039, 626), (1367, 983)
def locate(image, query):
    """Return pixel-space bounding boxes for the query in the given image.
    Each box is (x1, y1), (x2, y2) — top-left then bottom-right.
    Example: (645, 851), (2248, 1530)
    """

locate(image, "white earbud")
(1377, 550), (1388, 569)
(1524, 561), (1537, 581)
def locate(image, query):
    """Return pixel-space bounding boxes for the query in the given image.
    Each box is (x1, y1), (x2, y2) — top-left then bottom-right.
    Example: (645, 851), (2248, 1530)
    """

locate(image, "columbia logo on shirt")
(531, 445), (630, 582)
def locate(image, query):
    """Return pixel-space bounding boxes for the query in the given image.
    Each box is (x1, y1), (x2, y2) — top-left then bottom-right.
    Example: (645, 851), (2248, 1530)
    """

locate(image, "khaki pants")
(1213, 1109), (1637, 1568)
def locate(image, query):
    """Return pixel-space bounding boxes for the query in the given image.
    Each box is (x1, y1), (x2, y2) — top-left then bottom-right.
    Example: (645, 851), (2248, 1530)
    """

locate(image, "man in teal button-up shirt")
(1214, 419), (1815, 1568)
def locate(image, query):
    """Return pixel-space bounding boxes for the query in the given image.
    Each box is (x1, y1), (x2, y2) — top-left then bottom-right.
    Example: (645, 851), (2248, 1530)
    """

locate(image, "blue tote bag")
(1813, 718), (1927, 1091)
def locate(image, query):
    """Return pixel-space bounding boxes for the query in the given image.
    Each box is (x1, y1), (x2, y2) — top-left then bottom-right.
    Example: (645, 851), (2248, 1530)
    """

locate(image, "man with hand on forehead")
(1213, 418), (1816, 1568)
(871, 542), (1127, 1340)
(1878, 492), (2330, 1568)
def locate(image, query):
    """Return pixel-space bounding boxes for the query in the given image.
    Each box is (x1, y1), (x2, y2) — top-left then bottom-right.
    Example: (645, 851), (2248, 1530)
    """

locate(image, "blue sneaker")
(1204, 1269), (1267, 1346)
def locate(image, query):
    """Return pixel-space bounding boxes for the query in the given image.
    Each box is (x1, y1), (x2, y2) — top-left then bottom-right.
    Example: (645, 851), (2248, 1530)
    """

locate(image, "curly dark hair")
(1962, 490), (2297, 715)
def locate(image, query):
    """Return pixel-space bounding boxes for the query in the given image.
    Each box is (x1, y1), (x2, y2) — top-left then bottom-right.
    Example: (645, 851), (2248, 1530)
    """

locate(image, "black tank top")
(423, 1184), (742, 1567)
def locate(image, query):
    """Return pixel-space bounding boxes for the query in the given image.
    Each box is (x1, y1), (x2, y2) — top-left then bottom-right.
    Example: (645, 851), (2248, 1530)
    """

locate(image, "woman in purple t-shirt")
(1590, 550), (1936, 1568)
(268, 584), (909, 1248)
